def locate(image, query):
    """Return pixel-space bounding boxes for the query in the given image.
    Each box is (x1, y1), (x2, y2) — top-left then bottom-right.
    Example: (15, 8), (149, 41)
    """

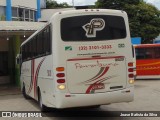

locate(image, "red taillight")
(128, 68), (133, 72)
(56, 73), (65, 77)
(128, 62), (134, 78)
(128, 62), (133, 67)
(57, 79), (65, 83)
(128, 62), (134, 84)
(128, 74), (134, 78)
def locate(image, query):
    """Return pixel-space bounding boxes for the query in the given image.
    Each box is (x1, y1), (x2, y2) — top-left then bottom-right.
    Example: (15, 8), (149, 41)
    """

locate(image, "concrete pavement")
(0, 84), (21, 96)
(0, 80), (160, 120)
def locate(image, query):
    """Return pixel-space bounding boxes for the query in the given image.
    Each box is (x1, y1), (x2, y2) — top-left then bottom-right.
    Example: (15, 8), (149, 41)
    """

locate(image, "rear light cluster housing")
(128, 62), (134, 84)
(56, 67), (66, 90)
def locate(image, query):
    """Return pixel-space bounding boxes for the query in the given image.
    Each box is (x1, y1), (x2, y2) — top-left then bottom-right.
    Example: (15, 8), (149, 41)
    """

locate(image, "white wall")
(39, 8), (75, 22)
(41, 0), (46, 8)
(0, 21), (46, 31)
(0, 0), (6, 6)
(0, 0), (37, 9)
(12, 0), (37, 9)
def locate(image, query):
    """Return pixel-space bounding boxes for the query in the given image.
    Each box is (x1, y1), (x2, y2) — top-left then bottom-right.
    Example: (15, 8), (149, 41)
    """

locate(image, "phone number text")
(79, 45), (112, 51)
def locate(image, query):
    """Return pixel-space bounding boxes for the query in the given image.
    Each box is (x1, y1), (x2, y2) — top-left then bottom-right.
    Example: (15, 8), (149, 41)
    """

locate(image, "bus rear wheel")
(38, 90), (48, 112)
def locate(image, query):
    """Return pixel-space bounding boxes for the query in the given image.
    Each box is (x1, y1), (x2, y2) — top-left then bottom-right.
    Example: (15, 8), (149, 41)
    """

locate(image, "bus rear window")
(61, 15), (127, 41)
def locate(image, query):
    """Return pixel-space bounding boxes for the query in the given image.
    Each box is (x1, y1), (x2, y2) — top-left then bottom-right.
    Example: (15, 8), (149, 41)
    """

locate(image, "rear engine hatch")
(66, 56), (127, 94)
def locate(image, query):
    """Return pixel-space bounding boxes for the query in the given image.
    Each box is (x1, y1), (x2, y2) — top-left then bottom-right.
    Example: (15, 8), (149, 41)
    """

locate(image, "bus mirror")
(16, 54), (21, 65)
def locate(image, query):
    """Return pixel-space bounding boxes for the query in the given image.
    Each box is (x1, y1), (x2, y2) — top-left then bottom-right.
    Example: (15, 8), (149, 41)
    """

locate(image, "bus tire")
(22, 85), (30, 99)
(38, 90), (48, 112)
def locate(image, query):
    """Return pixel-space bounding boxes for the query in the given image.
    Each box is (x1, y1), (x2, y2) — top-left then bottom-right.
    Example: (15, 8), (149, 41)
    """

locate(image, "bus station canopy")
(0, 21), (46, 31)
(0, 21), (46, 38)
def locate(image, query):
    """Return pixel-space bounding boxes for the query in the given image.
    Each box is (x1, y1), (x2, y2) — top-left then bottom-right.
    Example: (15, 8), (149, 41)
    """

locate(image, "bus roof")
(49, 9), (126, 21)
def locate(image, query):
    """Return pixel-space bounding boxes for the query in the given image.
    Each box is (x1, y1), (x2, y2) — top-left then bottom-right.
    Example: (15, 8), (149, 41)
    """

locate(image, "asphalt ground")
(0, 80), (160, 120)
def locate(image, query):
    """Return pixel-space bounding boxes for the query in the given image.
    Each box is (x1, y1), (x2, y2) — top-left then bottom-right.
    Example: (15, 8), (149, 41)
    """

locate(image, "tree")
(46, 0), (69, 9)
(136, 2), (160, 43)
(95, 0), (140, 10)
(95, 0), (160, 43)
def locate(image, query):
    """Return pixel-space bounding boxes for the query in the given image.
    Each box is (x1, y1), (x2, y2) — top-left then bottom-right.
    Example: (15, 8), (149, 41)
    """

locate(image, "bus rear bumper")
(54, 86), (134, 109)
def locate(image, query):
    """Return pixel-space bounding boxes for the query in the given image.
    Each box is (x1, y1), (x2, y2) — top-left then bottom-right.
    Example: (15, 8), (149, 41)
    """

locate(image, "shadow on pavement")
(41, 107), (120, 117)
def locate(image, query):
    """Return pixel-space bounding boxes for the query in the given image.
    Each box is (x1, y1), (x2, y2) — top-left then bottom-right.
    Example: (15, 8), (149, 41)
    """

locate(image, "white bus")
(19, 9), (134, 111)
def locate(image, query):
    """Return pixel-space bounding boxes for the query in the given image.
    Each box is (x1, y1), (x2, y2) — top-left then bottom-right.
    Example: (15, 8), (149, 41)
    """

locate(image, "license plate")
(92, 83), (105, 90)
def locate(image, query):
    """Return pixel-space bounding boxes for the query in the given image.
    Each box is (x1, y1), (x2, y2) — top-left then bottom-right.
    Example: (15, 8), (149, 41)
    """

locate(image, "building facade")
(0, 0), (73, 86)
(0, 0), (42, 21)
(0, 0), (46, 85)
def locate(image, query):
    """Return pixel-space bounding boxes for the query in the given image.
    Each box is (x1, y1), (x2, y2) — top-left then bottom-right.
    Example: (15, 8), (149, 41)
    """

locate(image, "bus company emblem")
(83, 18), (105, 38)
(65, 46), (72, 51)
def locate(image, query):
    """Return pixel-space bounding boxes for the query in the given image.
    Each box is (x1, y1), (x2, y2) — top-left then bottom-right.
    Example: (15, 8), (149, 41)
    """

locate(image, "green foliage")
(96, 0), (160, 43)
(0, 15), (5, 21)
(95, 0), (140, 10)
(46, 0), (70, 8)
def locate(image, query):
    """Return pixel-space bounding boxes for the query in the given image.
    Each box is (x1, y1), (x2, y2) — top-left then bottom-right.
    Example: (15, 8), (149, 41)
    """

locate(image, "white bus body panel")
(21, 55), (56, 106)
(67, 56), (127, 94)
(54, 87), (134, 108)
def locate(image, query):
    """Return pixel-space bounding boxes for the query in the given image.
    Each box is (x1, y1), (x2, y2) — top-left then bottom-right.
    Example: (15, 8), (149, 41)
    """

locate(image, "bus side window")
(22, 45), (25, 61)
(44, 25), (51, 54)
(155, 47), (160, 58)
(43, 28), (47, 54)
(25, 45), (27, 60)
(21, 24), (51, 61)
(32, 37), (37, 57)
(28, 41), (33, 59)
(136, 48), (145, 59)
(145, 48), (154, 59)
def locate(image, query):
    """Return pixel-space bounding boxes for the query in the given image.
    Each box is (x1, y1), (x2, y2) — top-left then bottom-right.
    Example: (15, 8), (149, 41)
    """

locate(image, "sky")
(55, 0), (97, 6)
(55, 0), (160, 9)
(145, 0), (160, 9)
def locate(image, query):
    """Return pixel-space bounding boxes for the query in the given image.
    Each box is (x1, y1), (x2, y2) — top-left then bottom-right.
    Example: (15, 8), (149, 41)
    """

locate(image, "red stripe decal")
(28, 59), (35, 94)
(84, 67), (109, 84)
(86, 67), (109, 94)
(34, 58), (45, 98)
(68, 56), (124, 61)
(92, 67), (109, 82)
(82, 67), (105, 84)
(27, 58), (45, 98)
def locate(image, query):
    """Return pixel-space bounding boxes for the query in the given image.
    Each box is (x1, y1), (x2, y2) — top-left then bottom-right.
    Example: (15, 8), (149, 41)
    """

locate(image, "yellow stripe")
(137, 68), (160, 70)
(137, 61), (160, 67)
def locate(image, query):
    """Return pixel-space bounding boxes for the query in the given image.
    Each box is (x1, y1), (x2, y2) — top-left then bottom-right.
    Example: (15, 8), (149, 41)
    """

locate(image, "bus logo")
(83, 18), (105, 38)
(65, 46), (72, 51)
